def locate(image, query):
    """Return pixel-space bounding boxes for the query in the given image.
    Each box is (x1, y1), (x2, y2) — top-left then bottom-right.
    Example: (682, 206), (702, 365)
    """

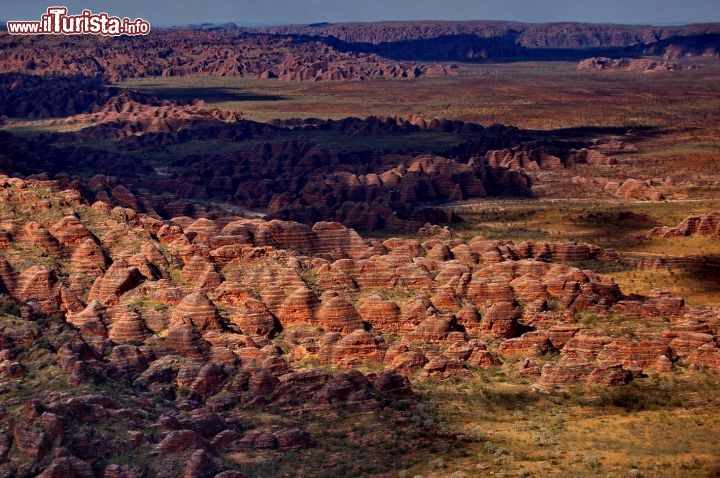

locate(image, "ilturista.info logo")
(7, 6), (151, 36)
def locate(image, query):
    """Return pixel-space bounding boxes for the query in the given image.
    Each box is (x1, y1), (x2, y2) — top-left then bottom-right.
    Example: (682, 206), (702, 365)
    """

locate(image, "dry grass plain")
(220, 367), (720, 478)
(119, 59), (720, 130)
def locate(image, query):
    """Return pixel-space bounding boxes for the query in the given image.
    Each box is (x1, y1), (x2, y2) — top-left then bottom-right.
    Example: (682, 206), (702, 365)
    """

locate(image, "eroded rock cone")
(312, 221), (372, 259)
(426, 243), (454, 261)
(498, 332), (552, 358)
(181, 255), (223, 290)
(165, 321), (211, 357)
(49, 216), (95, 248)
(316, 295), (364, 333)
(108, 344), (150, 377)
(384, 344), (427, 373)
(225, 298), (278, 338)
(259, 220), (318, 251)
(184, 217), (221, 243)
(66, 300), (108, 337)
(480, 302), (521, 338)
(275, 286), (320, 328)
(358, 295), (401, 332)
(107, 305), (149, 343)
(87, 260), (145, 305)
(70, 238), (108, 275)
(407, 316), (456, 343)
(17, 266), (61, 315)
(171, 291), (222, 332)
(24, 221), (63, 257)
(318, 329), (386, 367)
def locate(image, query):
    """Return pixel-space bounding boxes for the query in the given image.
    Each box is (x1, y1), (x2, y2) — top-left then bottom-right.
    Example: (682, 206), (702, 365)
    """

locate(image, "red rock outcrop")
(536, 357), (631, 390)
(384, 344), (428, 373)
(16, 266), (62, 315)
(48, 216), (94, 248)
(317, 329), (386, 367)
(181, 256), (223, 290)
(24, 222), (64, 257)
(170, 292), (222, 333)
(316, 294), (364, 333)
(87, 261), (145, 305)
(224, 298), (278, 339)
(498, 332), (552, 358)
(107, 305), (149, 344)
(608, 178), (664, 201)
(358, 295), (402, 332)
(69, 238), (108, 276)
(577, 57), (684, 72)
(273, 287), (320, 328)
(480, 302), (521, 338)
(419, 355), (468, 379)
(596, 338), (674, 372)
(164, 322), (211, 357)
(689, 343), (720, 370)
(649, 212), (720, 240)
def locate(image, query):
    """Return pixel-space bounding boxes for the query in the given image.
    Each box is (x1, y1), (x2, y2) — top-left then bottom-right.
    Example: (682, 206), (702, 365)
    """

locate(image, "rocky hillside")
(0, 174), (719, 476)
(1, 105), (646, 232)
